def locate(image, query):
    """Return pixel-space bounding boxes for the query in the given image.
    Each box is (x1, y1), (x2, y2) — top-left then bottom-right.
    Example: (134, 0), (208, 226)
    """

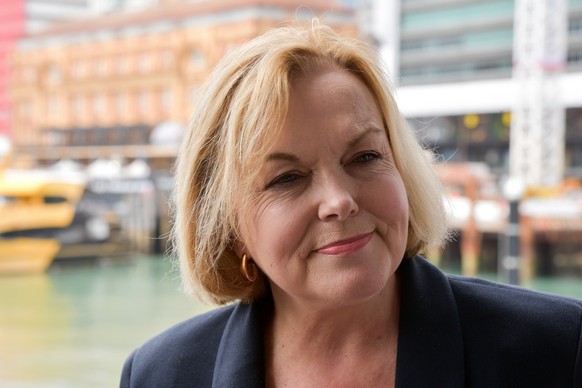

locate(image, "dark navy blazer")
(120, 257), (582, 387)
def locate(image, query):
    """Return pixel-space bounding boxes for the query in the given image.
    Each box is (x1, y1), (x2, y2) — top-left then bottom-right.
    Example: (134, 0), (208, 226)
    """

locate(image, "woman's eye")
(266, 172), (302, 189)
(353, 151), (382, 164)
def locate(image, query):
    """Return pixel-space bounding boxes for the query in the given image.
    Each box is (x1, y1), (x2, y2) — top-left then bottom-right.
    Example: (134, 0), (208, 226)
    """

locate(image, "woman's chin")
(309, 270), (396, 308)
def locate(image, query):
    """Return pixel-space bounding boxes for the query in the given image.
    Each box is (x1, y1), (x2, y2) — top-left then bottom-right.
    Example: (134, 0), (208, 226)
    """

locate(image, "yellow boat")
(0, 173), (86, 274)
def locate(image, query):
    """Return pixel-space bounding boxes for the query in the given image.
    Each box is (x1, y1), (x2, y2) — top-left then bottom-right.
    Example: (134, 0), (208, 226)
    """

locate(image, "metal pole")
(500, 177), (525, 285)
(503, 199), (520, 285)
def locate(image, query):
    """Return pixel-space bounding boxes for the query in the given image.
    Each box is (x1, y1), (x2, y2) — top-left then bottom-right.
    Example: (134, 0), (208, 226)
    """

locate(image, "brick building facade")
(8, 0), (356, 168)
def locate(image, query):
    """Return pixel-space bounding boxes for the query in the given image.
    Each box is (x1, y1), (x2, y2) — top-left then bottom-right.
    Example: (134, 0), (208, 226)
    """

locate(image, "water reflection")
(0, 256), (210, 387)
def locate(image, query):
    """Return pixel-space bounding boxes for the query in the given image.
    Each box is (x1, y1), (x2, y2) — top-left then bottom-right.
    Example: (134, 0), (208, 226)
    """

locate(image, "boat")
(0, 171), (86, 274)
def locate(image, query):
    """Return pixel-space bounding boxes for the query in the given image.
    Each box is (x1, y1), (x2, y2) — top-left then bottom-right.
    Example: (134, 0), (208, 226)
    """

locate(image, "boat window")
(44, 196), (66, 204)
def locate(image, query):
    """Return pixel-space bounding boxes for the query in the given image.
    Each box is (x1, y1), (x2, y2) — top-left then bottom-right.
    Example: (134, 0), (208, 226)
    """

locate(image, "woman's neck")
(264, 274), (400, 387)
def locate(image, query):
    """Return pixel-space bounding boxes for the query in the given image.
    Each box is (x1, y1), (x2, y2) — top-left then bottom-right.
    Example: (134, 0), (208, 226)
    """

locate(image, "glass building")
(400, 0), (515, 85)
(388, 0), (582, 177)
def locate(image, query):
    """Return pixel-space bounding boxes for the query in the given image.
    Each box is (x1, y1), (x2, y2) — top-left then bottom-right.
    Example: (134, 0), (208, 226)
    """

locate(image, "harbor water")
(1, 255), (581, 387)
(0, 255), (210, 388)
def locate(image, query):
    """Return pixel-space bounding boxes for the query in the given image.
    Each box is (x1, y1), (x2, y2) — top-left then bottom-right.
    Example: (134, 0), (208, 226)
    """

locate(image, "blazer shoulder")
(140, 304), (235, 351)
(121, 304), (236, 388)
(448, 274), (582, 316)
(448, 275), (582, 387)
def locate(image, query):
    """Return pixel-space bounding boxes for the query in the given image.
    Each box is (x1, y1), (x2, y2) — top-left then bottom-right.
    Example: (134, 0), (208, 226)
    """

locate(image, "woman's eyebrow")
(266, 152), (299, 162)
(265, 127), (384, 162)
(348, 126), (385, 148)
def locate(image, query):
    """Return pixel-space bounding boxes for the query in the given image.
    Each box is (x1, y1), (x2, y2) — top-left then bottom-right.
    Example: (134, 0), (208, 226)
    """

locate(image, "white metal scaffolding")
(511, 0), (568, 188)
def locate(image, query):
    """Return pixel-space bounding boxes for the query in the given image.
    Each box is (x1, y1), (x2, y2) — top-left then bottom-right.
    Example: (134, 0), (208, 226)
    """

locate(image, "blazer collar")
(212, 257), (465, 387)
(395, 257), (465, 387)
(212, 298), (266, 388)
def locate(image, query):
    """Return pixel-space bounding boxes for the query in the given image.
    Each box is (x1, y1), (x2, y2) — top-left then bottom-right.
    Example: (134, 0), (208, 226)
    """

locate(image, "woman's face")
(237, 68), (409, 308)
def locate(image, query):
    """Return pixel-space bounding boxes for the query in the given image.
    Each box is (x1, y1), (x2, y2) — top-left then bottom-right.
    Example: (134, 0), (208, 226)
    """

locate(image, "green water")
(0, 255), (581, 387)
(0, 256), (211, 388)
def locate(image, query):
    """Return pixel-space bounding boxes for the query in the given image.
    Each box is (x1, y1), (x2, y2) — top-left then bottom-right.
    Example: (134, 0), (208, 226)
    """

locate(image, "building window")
(47, 131), (65, 146)
(569, 18), (582, 36)
(116, 55), (130, 74)
(73, 60), (87, 79)
(189, 49), (204, 68)
(161, 50), (174, 69)
(93, 93), (105, 116)
(568, 50), (582, 65)
(410, 112), (511, 170)
(72, 95), (85, 119)
(138, 90), (148, 112)
(47, 95), (59, 117)
(48, 65), (61, 84)
(138, 52), (151, 73)
(95, 58), (107, 76)
(116, 92), (127, 114)
(401, 2), (514, 33)
(161, 88), (172, 112)
(19, 101), (32, 120)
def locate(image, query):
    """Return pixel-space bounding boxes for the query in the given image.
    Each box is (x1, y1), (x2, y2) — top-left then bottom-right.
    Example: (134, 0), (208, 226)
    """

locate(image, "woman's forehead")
(238, 63), (388, 165)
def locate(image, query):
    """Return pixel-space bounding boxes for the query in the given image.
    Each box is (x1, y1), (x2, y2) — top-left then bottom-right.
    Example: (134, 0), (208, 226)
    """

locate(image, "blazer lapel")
(395, 257), (465, 387)
(211, 258), (465, 387)
(212, 300), (266, 388)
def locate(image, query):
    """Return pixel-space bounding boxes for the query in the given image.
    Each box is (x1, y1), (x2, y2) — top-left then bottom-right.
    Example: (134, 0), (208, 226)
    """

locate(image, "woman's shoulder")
(121, 303), (238, 387)
(446, 270), (582, 344)
(141, 303), (236, 351)
(405, 256), (582, 318)
(447, 273), (582, 320)
(404, 257), (582, 385)
(446, 272), (582, 385)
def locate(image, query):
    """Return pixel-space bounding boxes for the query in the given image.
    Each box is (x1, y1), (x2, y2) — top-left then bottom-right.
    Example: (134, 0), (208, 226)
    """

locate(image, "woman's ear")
(233, 240), (246, 258)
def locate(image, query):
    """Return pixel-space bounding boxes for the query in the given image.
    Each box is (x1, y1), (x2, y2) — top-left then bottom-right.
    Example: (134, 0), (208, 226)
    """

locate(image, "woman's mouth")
(316, 232), (373, 255)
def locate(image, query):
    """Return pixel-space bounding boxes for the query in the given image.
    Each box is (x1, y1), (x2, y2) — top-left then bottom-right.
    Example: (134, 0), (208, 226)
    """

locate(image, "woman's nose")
(317, 173), (359, 221)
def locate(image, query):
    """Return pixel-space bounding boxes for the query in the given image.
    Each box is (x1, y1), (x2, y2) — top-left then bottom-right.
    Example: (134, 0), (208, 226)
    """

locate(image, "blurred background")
(0, 0), (581, 386)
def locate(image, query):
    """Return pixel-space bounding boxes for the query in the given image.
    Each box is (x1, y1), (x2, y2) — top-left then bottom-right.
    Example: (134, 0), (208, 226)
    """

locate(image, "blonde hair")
(173, 22), (449, 305)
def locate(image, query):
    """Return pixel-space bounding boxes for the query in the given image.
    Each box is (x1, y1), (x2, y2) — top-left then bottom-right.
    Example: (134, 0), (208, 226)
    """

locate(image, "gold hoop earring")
(241, 253), (258, 282)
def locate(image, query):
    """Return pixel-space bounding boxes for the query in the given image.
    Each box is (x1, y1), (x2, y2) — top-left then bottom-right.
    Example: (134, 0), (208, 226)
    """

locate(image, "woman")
(121, 23), (582, 387)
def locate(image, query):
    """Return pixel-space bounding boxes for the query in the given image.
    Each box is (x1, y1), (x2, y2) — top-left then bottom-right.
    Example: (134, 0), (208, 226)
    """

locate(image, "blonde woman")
(121, 23), (582, 387)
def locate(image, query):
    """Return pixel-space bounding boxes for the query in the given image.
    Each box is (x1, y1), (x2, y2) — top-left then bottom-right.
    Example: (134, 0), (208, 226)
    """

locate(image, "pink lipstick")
(316, 233), (373, 255)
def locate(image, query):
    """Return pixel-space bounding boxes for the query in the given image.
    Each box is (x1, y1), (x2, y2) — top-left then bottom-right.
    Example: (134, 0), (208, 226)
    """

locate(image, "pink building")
(0, 0), (26, 138)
